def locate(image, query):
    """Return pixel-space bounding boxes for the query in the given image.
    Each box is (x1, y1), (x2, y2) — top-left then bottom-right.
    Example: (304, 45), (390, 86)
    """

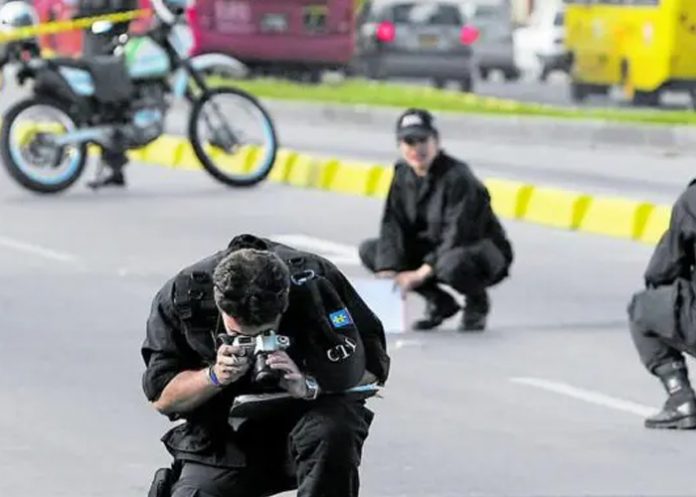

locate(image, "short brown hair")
(213, 249), (291, 326)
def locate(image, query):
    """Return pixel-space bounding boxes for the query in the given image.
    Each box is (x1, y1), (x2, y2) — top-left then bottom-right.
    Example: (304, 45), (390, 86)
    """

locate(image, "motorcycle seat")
(50, 55), (134, 103)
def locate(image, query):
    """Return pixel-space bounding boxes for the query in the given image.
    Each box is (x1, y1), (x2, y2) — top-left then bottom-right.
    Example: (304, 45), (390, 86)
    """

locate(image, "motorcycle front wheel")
(1, 97), (87, 194)
(188, 87), (278, 187)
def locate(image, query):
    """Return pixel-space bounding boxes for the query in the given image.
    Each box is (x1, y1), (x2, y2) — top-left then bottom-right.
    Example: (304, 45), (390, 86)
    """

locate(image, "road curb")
(262, 99), (696, 154)
(132, 134), (672, 246)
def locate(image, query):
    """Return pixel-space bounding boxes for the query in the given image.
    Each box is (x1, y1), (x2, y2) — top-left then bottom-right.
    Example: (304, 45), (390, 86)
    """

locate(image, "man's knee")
(169, 462), (239, 497)
(628, 287), (678, 341)
(359, 239), (379, 273)
(434, 241), (508, 294)
(291, 401), (374, 464)
(434, 251), (486, 295)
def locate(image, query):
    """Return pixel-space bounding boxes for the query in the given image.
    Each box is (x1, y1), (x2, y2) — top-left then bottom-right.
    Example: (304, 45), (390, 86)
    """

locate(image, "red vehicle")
(33, 0), (153, 57)
(188, 0), (359, 80)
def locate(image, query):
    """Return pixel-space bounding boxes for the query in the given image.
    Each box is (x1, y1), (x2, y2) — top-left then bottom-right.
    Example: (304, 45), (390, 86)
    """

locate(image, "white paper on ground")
(351, 278), (407, 333)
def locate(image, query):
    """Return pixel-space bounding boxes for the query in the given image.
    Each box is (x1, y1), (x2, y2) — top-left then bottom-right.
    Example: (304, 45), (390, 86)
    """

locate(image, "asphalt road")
(1, 162), (696, 497)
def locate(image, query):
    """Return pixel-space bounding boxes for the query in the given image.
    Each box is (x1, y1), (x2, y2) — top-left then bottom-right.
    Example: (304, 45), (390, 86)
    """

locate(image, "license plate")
(260, 13), (288, 32)
(419, 34), (439, 48)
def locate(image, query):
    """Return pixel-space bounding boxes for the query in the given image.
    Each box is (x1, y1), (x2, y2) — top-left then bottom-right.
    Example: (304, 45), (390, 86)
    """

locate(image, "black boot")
(88, 170), (126, 189)
(412, 283), (460, 331)
(645, 361), (696, 430)
(88, 150), (127, 190)
(460, 291), (489, 332)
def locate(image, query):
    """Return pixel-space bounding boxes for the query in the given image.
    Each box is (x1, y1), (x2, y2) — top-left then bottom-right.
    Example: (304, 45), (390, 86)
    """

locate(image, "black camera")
(219, 331), (291, 389)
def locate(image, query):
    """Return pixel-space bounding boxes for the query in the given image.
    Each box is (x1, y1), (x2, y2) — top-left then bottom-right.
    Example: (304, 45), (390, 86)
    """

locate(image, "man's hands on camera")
(212, 344), (252, 386)
(266, 351), (312, 399)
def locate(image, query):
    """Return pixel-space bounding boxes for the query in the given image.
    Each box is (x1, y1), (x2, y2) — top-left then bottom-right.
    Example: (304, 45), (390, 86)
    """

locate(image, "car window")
(390, 2), (463, 26)
(472, 5), (502, 19)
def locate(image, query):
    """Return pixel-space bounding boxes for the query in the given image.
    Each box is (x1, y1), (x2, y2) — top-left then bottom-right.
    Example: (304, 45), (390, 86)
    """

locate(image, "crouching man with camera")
(141, 234), (390, 497)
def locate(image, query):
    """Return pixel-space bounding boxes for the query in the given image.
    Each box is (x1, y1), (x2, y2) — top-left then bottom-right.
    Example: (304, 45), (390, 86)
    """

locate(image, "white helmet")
(0, 1), (39, 31)
(0, 1), (40, 62)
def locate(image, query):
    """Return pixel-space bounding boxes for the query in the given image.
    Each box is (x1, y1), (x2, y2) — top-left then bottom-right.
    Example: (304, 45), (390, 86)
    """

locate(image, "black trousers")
(628, 284), (696, 374)
(170, 398), (374, 497)
(359, 238), (506, 299)
(82, 29), (129, 173)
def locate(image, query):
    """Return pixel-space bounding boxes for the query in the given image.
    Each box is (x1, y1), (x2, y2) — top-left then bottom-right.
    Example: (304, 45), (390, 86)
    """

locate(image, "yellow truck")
(564, 0), (696, 107)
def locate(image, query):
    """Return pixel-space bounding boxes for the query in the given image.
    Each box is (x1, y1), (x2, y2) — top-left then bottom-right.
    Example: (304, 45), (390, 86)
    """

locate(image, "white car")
(513, 4), (566, 81)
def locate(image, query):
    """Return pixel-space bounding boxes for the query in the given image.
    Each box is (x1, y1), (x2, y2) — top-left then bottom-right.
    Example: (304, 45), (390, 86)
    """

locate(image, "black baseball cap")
(396, 108), (437, 140)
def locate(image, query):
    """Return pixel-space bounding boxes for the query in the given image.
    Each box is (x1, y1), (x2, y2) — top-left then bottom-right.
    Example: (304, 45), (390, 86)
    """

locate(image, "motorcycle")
(0, 0), (278, 194)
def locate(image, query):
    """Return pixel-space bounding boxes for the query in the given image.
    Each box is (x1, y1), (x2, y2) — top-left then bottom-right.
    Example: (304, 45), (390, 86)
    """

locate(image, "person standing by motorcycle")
(79, 0), (137, 56)
(142, 233), (390, 497)
(78, 0), (137, 188)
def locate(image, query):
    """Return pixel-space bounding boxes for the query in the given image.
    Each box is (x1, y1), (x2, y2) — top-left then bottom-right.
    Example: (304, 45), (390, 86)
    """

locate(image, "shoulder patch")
(329, 308), (353, 329)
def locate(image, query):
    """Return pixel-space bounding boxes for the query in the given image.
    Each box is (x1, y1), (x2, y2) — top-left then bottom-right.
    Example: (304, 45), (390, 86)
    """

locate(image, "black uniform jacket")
(645, 180), (696, 289)
(638, 181), (696, 337)
(375, 151), (513, 273)
(141, 235), (390, 468)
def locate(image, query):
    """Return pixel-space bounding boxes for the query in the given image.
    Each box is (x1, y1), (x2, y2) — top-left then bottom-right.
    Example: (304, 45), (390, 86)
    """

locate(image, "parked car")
(463, 0), (519, 81)
(189, 0), (357, 82)
(355, 0), (479, 91)
(513, 2), (567, 81)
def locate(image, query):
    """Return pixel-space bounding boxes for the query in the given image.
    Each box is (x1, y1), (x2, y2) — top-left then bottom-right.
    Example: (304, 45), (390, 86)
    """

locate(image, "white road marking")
(270, 234), (361, 265)
(0, 236), (79, 264)
(394, 339), (425, 349)
(510, 377), (656, 417)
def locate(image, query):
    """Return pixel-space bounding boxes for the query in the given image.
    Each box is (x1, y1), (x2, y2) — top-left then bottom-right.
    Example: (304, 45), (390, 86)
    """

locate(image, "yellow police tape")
(127, 133), (672, 245)
(0, 9), (149, 44)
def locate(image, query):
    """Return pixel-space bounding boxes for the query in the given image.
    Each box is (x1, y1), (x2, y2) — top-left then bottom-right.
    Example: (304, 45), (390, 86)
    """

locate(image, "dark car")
(464, 0), (519, 81)
(355, 0), (478, 91)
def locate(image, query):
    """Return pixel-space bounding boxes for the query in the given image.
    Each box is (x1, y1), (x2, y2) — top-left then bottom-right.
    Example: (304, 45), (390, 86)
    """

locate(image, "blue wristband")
(208, 365), (223, 387)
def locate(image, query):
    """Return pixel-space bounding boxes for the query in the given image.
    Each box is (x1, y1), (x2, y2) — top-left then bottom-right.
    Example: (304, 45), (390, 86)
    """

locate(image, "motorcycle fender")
(188, 53), (248, 79)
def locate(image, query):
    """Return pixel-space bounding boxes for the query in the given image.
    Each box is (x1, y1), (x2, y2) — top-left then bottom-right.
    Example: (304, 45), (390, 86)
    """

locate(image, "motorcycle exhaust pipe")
(52, 126), (114, 147)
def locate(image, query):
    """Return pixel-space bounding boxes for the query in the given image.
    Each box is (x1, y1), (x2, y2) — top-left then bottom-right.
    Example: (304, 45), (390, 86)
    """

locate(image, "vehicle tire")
(1, 97), (87, 194)
(479, 67), (490, 80)
(570, 82), (589, 103)
(689, 89), (696, 111)
(503, 68), (520, 81)
(459, 74), (474, 93)
(365, 58), (384, 81)
(433, 78), (447, 89)
(298, 69), (322, 85)
(189, 87), (278, 187)
(632, 90), (660, 107)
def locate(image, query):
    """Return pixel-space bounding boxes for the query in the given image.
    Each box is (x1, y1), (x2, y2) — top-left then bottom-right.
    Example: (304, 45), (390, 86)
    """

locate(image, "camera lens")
(253, 353), (282, 389)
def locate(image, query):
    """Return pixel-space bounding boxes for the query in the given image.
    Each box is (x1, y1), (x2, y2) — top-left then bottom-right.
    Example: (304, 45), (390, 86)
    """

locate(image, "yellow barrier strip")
(0, 9), (149, 44)
(135, 133), (673, 245)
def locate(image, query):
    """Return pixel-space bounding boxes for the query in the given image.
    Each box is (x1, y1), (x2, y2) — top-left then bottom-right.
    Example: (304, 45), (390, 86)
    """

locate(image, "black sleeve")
(324, 262), (391, 385)
(141, 278), (197, 403)
(376, 169), (407, 271)
(645, 194), (695, 287)
(424, 175), (484, 266)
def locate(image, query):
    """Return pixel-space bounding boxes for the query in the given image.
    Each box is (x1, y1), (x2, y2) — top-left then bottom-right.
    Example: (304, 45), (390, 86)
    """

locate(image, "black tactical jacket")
(141, 234), (390, 467)
(375, 151), (513, 272)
